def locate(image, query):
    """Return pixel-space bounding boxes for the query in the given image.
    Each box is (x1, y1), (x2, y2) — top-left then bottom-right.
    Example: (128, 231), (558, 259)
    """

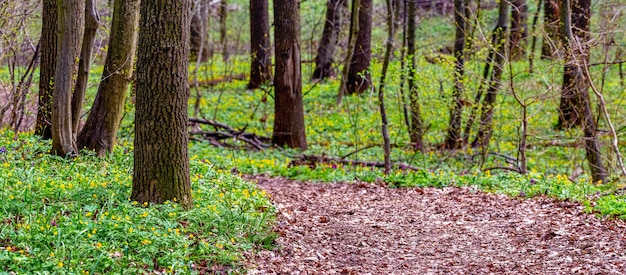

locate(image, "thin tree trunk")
(472, 0), (509, 149)
(346, 0), (372, 95)
(71, 0), (99, 135)
(132, 0), (192, 208)
(36, 0), (57, 139)
(51, 0), (84, 156)
(378, 0), (394, 174)
(337, 0), (360, 105)
(407, 0), (423, 150)
(272, 0), (308, 150)
(77, 0), (140, 156)
(509, 0), (528, 60)
(248, 0), (272, 89)
(528, 0), (542, 72)
(444, 0), (467, 149)
(219, 0), (229, 62)
(313, 0), (346, 80)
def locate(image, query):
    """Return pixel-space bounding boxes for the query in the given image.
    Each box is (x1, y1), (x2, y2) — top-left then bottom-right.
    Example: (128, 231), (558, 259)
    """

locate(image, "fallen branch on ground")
(189, 118), (270, 150)
(290, 154), (421, 171)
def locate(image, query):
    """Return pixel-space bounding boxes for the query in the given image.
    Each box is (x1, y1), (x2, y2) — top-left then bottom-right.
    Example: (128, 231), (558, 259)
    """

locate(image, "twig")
(293, 154), (420, 171)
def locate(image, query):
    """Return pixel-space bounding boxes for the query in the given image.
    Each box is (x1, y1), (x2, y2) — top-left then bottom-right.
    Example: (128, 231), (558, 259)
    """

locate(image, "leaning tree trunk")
(556, 0), (590, 129)
(312, 0), (346, 80)
(509, 0), (528, 60)
(472, 0), (509, 150)
(541, 0), (560, 59)
(36, 0), (57, 140)
(346, 0), (372, 95)
(77, 0), (140, 156)
(407, 0), (424, 150)
(190, 0), (209, 62)
(272, 0), (308, 150)
(71, 0), (99, 135)
(444, 0), (467, 149)
(560, 0), (606, 183)
(132, 0), (192, 208)
(248, 0), (272, 89)
(51, 0), (84, 156)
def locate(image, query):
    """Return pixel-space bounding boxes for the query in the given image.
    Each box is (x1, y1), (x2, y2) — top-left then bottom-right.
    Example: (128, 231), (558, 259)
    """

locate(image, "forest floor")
(244, 175), (626, 274)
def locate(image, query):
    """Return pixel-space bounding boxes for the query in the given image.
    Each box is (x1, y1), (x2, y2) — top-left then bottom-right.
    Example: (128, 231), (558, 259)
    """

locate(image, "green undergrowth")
(0, 129), (276, 274)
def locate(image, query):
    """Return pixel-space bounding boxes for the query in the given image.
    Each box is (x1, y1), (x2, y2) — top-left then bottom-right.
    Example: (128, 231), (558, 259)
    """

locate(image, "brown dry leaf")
(244, 175), (626, 274)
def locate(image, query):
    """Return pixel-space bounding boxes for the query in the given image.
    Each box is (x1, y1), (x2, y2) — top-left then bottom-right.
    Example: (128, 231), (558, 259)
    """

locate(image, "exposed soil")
(245, 175), (626, 274)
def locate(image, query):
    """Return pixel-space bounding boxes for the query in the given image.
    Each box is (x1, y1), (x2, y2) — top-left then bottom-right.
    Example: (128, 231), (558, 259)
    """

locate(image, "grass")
(2, 1), (626, 273)
(0, 130), (276, 274)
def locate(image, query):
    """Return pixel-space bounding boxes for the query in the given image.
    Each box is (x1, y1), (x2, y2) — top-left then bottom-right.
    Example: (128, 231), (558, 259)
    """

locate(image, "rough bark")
(51, 0), (84, 156)
(407, 0), (423, 150)
(556, 0), (590, 129)
(77, 0), (140, 156)
(132, 0), (192, 208)
(541, 0), (560, 59)
(36, 0), (57, 140)
(248, 0), (272, 89)
(346, 0), (372, 95)
(71, 0), (99, 135)
(509, 0), (528, 60)
(190, 0), (209, 62)
(559, 0), (606, 183)
(444, 0), (467, 149)
(312, 0), (346, 80)
(472, 0), (509, 149)
(272, 0), (308, 150)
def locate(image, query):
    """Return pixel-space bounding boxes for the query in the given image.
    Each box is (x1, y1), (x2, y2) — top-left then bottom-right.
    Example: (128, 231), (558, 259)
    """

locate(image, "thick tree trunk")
(77, 0), (140, 156)
(472, 0), (509, 149)
(444, 0), (467, 149)
(36, 0), (57, 140)
(509, 0), (528, 60)
(407, 0), (423, 150)
(132, 0), (192, 208)
(272, 0), (308, 150)
(559, 0), (606, 183)
(71, 0), (99, 135)
(312, 0), (346, 80)
(51, 0), (84, 156)
(248, 0), (272, 89)
(190, 0), (209, 62)
(541, 0), (560, 59)
(556, 0), (590, 129)
(346, 0), (372, 95)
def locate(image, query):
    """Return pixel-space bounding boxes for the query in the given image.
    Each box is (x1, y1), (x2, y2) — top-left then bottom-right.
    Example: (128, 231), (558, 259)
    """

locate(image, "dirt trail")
(245, 175), (626, 274)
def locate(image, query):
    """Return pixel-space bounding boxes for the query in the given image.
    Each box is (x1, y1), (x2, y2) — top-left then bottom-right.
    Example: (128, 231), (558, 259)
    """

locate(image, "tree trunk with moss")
(346, 0), (372, 95)
(407, 0), (423, 150)
(272, 0), (308, 150)
(77, 0), (140, 156)
(51, 0), (84, 156)
(132, 0), (192, 208)
(35, 0), (57, 140)
(248, 0), (272, 89)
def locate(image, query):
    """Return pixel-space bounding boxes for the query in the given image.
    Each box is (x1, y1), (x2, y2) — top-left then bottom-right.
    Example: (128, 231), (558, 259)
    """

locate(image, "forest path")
(244, 175), (626, 274)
